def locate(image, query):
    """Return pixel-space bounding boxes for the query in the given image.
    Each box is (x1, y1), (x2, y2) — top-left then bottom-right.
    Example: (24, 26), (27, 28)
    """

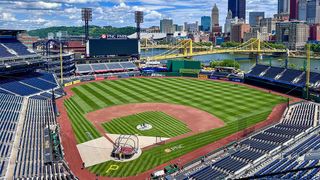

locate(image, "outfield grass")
(64, 78), (287, 177)
(102, 111), (191, 137)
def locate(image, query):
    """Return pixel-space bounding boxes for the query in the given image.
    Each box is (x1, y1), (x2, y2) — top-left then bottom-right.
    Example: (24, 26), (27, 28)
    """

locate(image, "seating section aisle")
(0, 72), (62, 97)
(13, 98), (74, 179)
(0, 94), (24, 178)
(0, 93), (75, 179)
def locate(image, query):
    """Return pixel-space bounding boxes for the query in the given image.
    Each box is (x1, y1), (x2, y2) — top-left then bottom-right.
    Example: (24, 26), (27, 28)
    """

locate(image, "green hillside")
(28, 25), (136, 38)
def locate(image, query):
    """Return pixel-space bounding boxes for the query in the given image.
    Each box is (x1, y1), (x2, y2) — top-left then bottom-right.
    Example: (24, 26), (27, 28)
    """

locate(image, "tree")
(265, 42), (286, 49)
(288, 63), (297, 70)
(210, 59), (240, 69)
(28, 26), (136, 38)
(193, 42), (212, 47)
(311, 44), (320, 53)
(221, 41), (241, 48)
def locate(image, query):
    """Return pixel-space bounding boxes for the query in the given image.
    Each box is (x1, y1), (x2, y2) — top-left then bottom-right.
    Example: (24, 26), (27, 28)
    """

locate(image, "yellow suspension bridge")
(141, 38), (288, 61)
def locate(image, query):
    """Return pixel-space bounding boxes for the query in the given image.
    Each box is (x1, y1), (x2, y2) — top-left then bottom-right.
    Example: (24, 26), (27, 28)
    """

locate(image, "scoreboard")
(87, 39), (140, 57)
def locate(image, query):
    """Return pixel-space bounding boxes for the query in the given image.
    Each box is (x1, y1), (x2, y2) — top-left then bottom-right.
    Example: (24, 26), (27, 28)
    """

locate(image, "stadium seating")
(240, 139), (279, 152)
(282, 102), (316, 127)
(245, 64), (320, 90)
(262, 66), (285, 79)
(13, 98), (73, 179)
(0, 93), (75, 179)
(247, 65), (269, 76)
(0, 72), (62, 97)
(0, 44), (15, 58)
(175, 102), (320, 180)
(75, 62), (138, 74)
(106, 63), (123, 70)
(76, 64), (93, 74)
(278, 69), (303, 83)
(91, 64), (108, 72)
(212, 156), (248, 174)
(231, 149), (264, 163)
(188, 166), (226, 179)
(121, 62), (138, 69)
(0, 39), (35, 56)
(0, 94), (24, 178)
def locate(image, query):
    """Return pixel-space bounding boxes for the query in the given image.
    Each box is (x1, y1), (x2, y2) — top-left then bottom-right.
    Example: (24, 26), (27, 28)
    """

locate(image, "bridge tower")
(182, 39), (193, 57)
(257, 32), (263, 60)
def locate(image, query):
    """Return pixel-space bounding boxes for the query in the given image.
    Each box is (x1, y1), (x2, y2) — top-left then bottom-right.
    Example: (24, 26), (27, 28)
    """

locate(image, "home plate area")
(76, 134), (169, 167)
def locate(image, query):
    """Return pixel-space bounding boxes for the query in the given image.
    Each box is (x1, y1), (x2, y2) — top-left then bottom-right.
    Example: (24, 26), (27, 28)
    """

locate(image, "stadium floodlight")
(134, 11), (144, 40)
(81, 8), (92, 41)
(135, 11), (144, 24)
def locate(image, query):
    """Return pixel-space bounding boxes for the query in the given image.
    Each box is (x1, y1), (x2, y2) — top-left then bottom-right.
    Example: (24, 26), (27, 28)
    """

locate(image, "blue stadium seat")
(0, 39), (35, 56)
(262, 66), (285, 79)
(0, 72), (59, 96)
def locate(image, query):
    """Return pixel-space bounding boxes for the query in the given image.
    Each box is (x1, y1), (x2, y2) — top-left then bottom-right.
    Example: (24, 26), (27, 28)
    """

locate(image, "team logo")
(164, 145), (183, 153)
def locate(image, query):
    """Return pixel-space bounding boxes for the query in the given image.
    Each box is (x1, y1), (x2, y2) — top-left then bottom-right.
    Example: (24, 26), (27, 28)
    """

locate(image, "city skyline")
(0, 0), (278, 30)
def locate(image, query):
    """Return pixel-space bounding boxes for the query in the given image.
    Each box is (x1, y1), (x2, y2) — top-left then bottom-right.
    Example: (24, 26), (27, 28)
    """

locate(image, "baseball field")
(64, 77), (287, 177)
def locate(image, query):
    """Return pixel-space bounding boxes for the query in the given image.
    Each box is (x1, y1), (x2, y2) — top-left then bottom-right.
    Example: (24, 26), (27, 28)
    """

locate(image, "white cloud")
(145, 11), (162, 20)
(0, 12), (16, 21)
(14, 1), (61, 9)
(0, 0), (278, 30)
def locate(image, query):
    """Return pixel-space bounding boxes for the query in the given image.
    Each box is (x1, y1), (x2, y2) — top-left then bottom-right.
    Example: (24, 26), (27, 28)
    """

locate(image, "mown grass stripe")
(64, 78), (287, 177)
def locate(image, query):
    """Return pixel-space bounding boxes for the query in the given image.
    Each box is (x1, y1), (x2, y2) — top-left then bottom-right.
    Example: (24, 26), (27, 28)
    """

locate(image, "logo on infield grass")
(164, 144), (183, 153)
(106, 165), (119, 174)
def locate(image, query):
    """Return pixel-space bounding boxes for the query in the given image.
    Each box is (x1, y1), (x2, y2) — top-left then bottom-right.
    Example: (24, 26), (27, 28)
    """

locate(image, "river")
(141, 49), (320, 73)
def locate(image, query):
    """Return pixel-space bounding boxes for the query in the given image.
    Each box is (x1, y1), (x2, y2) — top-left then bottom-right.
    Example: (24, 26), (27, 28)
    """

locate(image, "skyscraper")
(278, 0), (290, 14)
(184, 21), (199, 33)
(231, 23), (250, 42)
(298, 0), (308, 21)
(307, 0), (320, 24)
(201, 16), (211, 32)
(212, 4), (219, 26)
(249, 12), (265, 26)
(290, 0), (299, 20)
(228, 0), (246, 20)
(160, 19), (173, 34)
(310, 24), (320, 41)
(276, 21), (309, 49)
(224, 10), (233, 33)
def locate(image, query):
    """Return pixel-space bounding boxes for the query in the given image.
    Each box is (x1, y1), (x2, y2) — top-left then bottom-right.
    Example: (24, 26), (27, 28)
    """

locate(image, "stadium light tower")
(135, 11), (144, 40)
(81, 8), (92, 41)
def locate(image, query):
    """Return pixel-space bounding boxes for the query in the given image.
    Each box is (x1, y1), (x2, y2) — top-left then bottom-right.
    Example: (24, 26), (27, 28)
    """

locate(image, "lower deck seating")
(177, 102), (320, 180)
(0, 94), (23, 178)
(282, 102), (317, 127)
(245, 65), (320, 90)
(188, 166), (225, 179)
(247, 65), (269, 76)
(13, 98), (74, 179)
(0, 93), (75, 179)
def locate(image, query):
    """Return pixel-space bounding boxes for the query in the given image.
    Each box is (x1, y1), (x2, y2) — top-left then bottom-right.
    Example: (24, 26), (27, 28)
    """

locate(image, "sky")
(0, 0), (278, 30)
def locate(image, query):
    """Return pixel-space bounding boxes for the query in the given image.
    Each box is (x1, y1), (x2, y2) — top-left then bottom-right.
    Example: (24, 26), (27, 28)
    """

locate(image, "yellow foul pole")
(60, 43), (63, 85)
(306, 44), (311, 98)
(189, 39), (193, 56)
